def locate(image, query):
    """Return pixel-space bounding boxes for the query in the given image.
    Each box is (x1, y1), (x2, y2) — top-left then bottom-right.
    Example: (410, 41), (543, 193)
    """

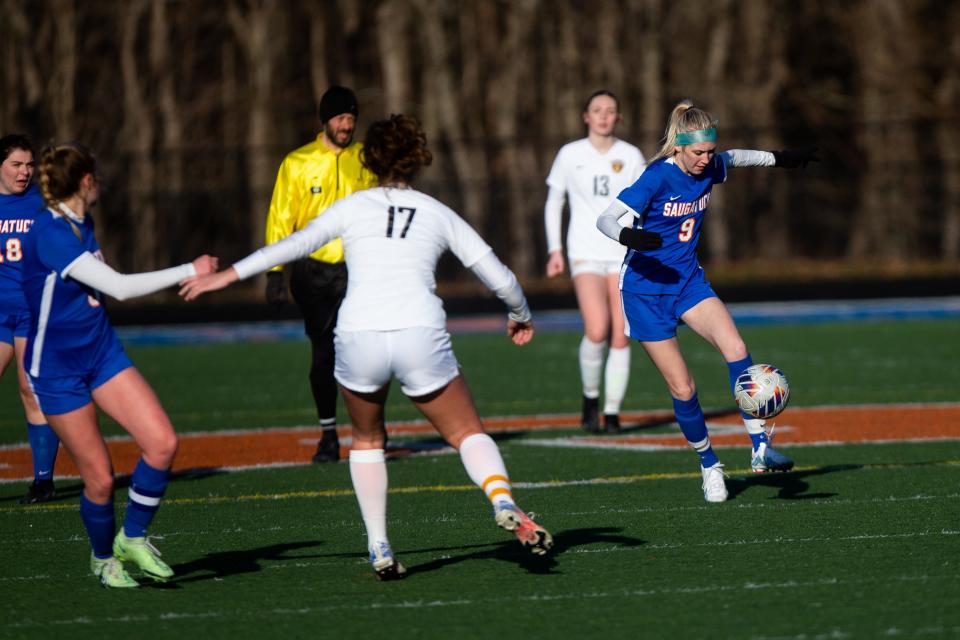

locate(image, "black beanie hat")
(319, 86), (359, 123)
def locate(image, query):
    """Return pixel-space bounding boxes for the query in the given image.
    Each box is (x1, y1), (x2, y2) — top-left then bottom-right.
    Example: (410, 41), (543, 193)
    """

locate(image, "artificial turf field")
(1, 318), (958, 639)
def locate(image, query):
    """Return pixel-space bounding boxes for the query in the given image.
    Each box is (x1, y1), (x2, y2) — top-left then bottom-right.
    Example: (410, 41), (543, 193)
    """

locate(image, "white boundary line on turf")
(4, 465), (959, 512)
(1, 400), (959, 451)
(4, 572), (960, 625)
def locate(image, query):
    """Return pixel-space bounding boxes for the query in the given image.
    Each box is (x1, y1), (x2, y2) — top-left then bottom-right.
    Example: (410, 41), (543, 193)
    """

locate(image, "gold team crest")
(611, 160), (624, 173)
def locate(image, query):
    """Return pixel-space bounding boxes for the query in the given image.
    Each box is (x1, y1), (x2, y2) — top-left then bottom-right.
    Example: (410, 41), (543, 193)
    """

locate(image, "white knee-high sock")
(349, 449), (388, 547)
(579, 336), (605, 399)
(458, 433), (514, 508)
(603, 346), (631, 414)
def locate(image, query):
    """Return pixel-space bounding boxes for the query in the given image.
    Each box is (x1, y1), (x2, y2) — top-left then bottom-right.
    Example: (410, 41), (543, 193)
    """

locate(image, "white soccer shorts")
(570, 258), (622, 277)
(334, 327), (461, 397)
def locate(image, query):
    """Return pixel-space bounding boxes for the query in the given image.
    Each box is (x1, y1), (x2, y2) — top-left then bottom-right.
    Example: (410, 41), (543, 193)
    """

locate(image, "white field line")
(4, 574), (960, 628)
(2, 400), (959, 451)
(2, 464), (957, 517)
(5, 494), (958, 546)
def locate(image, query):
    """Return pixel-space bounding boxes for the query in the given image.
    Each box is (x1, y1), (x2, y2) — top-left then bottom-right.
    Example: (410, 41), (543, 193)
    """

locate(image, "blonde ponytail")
(649, 100), (718, 163)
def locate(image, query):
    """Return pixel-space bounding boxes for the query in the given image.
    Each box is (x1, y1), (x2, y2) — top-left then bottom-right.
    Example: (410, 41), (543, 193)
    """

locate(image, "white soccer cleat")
(369, 541), (407, 581)
(494, 503), (553, 555)
(701, 463), (729, 503)
(750, 426), (795, 473)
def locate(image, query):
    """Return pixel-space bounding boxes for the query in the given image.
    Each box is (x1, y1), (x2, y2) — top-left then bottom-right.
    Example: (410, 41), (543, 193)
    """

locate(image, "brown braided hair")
(361, 114), (432, 185)
(38, 143), (97, 209)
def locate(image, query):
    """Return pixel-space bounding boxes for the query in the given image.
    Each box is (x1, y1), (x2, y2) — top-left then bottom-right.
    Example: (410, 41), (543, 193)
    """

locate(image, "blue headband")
(675, 128), (717, 145)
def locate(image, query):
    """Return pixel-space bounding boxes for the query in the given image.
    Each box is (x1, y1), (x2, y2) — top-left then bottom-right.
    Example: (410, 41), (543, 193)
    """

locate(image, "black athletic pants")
(288, 259), (348, 429)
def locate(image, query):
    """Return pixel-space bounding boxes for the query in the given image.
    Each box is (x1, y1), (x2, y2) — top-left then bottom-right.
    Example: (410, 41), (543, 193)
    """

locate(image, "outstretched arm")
(721, 147), (819, 169)
(65, 253), (217, 301)
(181, 206), (345, 301)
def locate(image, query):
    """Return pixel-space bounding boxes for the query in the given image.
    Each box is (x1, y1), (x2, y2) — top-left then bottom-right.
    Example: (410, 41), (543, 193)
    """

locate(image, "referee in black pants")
(264, 86), (377, 462)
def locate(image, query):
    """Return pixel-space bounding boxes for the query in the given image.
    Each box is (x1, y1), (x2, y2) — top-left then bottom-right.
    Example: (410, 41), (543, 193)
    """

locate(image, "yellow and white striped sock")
(458, 433), (515, 507)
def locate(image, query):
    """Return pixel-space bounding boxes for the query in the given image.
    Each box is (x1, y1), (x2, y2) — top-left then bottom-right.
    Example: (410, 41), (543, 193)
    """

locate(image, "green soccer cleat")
(90, 554), (139, 588)
(113, 532), (174, 582)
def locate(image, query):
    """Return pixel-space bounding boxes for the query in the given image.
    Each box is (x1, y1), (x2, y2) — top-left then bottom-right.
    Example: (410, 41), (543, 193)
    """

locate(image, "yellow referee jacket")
(264, 135), (377, 269)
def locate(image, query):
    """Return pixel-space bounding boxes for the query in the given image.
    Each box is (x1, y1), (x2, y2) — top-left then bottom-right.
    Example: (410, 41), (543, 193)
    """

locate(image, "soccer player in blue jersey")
(596, 100), (817, 502)
(21, 143), (217, 587)
(0, 134), (60, 504)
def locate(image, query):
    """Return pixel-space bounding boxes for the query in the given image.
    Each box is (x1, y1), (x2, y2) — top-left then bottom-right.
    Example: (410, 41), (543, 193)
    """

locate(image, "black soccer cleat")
(311, 436), (341, 463)
(603, 413), (621, 434)
(581, 396), (600, 433)
(20, 479), (56, 504)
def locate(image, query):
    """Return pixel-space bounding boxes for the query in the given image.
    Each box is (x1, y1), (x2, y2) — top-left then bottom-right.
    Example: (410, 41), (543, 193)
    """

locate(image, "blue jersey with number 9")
(616, 156), (727, 295)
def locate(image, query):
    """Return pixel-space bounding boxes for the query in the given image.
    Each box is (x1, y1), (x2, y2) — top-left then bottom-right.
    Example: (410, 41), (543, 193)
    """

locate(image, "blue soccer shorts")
(29, 334), (134, 415)
(0, 310), (30, 345)
(621, 269), (718, 342)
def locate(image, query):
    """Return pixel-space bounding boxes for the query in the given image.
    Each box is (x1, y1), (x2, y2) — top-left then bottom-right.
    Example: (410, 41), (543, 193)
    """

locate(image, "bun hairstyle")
(38, 143), (97, 207)
(361, 114), (432, 185)
(650, 100), (718, 162)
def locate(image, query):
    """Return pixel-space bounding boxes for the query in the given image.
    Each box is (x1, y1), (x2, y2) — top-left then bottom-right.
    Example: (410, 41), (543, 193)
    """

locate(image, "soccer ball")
(734, 364), (790, 419)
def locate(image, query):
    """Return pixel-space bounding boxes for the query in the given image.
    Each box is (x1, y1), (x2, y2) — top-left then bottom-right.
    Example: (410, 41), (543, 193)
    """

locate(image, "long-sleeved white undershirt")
(232, 210), (532, 324)
(595, 150), (775, 242)
(543, 185), (566, 254)
(469, 251), (531, 323)
(63, 252), (196, 301)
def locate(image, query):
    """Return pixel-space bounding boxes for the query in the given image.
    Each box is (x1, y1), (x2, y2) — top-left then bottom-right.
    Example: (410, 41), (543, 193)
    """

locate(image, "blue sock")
(27, 422), (60, 481)
(727, 355), (768, 448)
(80, 495), (115, 559)
(123, 458), (170, 538)
(672, 394), (719, 468)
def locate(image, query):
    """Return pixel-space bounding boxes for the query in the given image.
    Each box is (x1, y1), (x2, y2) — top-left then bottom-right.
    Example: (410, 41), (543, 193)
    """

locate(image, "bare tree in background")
(119, 0), (158, 271)
(483, 0), (541, 275)
(413, 0), (489, 229)
(305, 2), (329, 106)
(151, 0), (184, 197)
(935, 5), (960, 261)
(47, 0), (78, 140)
(632, 0), (666, 153)
(227, 0), (281, 251)
(847, 0), (923, 260)
(1, 0), (44, 126)
(699, 0), (734, 263)
(376, 0), (413, 113)
(736, 0), (790, 259)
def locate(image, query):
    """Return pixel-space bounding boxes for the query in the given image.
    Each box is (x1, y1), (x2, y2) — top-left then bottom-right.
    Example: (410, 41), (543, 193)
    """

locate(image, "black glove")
(265, 271), (287, 309)
(771, 146), (819, 169)
(619, 227), (662, 251)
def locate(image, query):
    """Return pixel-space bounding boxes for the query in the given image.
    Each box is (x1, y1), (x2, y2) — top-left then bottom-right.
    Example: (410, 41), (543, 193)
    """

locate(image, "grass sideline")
(1, 319), (959, 639)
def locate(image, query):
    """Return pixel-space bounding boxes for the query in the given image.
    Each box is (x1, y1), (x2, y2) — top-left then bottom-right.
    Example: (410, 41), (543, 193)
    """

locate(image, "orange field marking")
(1, 404), (958, 482)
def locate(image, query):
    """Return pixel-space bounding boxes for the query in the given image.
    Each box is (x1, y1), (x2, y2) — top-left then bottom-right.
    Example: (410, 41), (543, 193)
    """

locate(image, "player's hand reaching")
(265, 271), (287, 308)
(772, 146), (819, 169)
(191, 254), (219, 277)
(618, 227), (662, 251)
(507, 319), (534, 346)
(180, 267), (241, 301)
(545, 251), (565, 278)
